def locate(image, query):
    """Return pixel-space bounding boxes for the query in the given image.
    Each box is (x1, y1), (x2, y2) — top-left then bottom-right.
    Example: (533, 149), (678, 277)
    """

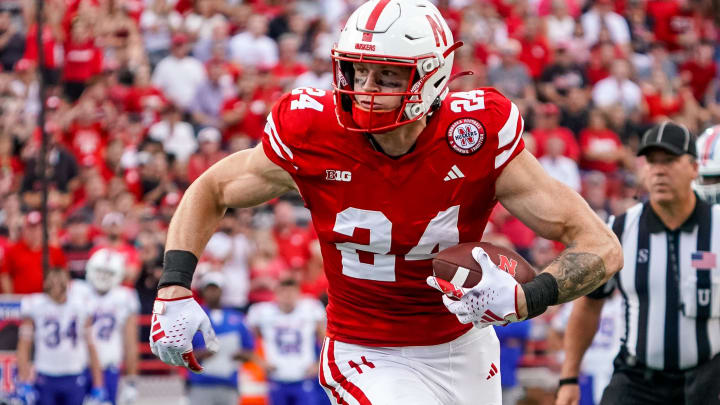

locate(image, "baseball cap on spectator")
(637, 122), (697, 158)
(102, 211), (124, 227)
(198, 127), (221, 143)
(172, 33), (189, 46)
(46, 96), (61, 110)
(66, 212), (91, 225)
(541, 103), (560, 115)
(501, 39), (521, 56)
(162, 191), (182, 207)
(25, 211), (42, 226)
(200, 271), (225, 289)
(15, 59), (34, 72)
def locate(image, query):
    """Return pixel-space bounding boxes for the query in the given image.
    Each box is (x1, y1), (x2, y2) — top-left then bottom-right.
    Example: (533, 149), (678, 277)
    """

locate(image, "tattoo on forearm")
(551, 252), (607, 303)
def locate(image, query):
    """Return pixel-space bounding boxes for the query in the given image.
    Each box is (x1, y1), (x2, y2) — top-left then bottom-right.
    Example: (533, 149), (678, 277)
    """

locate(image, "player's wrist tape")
(157, 250), (198, 290)
(520, 272), (559, 319)
(558, 377), (579, 386)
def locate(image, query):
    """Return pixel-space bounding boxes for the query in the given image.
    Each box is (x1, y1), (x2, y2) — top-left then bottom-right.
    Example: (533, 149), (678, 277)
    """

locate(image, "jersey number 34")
(333, 206), (459, 282)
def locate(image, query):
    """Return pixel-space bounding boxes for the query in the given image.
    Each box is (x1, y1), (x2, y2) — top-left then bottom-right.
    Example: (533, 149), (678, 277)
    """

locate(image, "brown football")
(432, 242), (537, 288)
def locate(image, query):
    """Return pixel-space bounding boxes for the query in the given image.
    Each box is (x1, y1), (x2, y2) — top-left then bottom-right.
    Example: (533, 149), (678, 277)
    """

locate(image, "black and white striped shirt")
(590, 198), (720, 371)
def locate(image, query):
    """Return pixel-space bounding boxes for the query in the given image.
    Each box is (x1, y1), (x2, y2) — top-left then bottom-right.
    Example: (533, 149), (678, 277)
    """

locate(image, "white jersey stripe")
(679, 228), (699, 369)
(265, 120), (287, 161)
(645, 232), (668, 369)
(497, 102), (520, 148)
(494, 115), (524, 169)
(619, 204), (643, 356)
(266, 113), (294, 159)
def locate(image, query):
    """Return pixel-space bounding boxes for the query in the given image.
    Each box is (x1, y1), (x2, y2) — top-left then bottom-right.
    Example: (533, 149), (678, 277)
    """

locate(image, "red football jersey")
(261, 87), (525, 346)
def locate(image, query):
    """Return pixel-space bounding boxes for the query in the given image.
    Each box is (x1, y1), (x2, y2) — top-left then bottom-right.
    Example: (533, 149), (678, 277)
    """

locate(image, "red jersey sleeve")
(478, 88), (526, 177)
(261, 88), (325, 174)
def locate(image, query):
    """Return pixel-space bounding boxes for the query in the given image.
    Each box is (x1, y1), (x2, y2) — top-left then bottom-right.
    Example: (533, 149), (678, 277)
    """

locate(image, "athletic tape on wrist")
(157, 250), (198, 290)
(520, 272), (559, 319)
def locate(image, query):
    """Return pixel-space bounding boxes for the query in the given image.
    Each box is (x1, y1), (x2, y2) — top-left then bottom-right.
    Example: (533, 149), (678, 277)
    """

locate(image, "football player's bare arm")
(556, 297), (605, 405)
(86, 318), (105, 388)
(495, 150), (623, 304)
(159, 145), (295, 299)
(123, 314), (139, 376)
(16, 319), (33, 382)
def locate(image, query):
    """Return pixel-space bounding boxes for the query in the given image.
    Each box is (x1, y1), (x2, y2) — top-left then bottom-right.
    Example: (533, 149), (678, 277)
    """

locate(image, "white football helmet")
(86, 248), (126, 293)
(332, 0), (460, 133)
(694, 124), (720, 203)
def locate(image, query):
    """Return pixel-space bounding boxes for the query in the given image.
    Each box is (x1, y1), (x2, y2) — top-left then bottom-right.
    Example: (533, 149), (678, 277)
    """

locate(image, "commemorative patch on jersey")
(446, 118), (486, 155)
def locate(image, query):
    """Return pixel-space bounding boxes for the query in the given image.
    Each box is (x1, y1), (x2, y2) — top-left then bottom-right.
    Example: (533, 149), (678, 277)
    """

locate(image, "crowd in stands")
(0, 0), (718, 390)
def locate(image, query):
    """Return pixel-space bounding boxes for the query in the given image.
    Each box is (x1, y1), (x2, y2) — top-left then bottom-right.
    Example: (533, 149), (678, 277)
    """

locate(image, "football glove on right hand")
(149, 296), (219, 373)
(427, 247), (521, 328)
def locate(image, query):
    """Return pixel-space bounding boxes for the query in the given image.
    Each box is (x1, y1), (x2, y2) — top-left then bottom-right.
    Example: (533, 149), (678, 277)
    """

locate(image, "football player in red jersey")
(149, 1), (623, 404)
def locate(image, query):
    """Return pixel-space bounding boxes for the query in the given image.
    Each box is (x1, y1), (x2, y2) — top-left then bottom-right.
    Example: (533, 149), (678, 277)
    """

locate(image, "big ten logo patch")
(326, 170), (352, 182)
(498, 255), (517, 277)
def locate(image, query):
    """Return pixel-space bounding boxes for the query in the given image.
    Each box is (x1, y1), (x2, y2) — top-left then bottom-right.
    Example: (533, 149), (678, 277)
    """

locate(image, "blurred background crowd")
(0, 0), (718, 403)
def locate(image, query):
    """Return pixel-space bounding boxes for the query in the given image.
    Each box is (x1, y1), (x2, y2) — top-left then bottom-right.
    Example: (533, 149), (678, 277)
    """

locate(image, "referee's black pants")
(600, 351), (720, 405)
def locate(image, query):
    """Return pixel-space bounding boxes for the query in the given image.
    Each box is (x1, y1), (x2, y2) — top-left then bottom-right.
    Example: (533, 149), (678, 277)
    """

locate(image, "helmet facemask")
(332, 50), (445, 133)
(693, 175), (720, 203)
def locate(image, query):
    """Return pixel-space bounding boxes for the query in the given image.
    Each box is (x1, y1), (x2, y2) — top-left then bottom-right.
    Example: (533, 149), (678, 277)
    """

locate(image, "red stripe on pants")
(327, 339), (373, 405)
(319, 340), (347, 405)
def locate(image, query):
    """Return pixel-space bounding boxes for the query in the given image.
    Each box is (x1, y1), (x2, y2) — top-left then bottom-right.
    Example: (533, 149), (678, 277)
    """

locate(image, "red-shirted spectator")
(61, 213), (95, 279)
(270, 34), (308, 89)
(579, 109), (623, 173)
(64, 100), (108, 164)
(489, 205), (536, 257)
(123, 65), (167, 127)
(680, 42), (718, 103)
(221, 69), (270, 142)
(91, 212), (141, 282)
(532, 103), (581, 161)
(0, 212), (67, 294)
(248, 230), (288, 304)
(187, 128), (228, 183)
(63, 18), (103, 101)
(23, 23), (61, 71)
(272, 200), (315, 270)
(642, 69), (684, 122)
(646, 0), (705, 51)
(517, 17), (551, 79)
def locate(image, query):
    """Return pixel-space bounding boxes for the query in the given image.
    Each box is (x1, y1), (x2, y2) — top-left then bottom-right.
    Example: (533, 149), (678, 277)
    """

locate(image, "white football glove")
(149, 296), (219, 372)
(427, 247), (521, 328)
(117, 381), (138, 405)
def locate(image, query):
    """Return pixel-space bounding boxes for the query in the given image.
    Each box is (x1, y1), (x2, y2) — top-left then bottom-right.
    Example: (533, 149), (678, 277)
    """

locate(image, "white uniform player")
(247, 278), (327, 405)
(74, 249), (140, 405)
(16, 268), (106, 405)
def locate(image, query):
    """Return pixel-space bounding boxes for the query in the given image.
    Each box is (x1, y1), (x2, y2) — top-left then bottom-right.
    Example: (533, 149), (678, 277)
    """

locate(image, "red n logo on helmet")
(426, 14), (448, 47)
(498, 255), (517, 277)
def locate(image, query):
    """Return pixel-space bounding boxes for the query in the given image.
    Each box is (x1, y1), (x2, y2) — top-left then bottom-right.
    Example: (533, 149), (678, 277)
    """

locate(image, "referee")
(556, 121), (720, 405)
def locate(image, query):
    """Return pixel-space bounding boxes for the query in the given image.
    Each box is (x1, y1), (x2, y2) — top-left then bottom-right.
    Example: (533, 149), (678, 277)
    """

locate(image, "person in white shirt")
(539, 137), (582, 192)
(74, 248), (141, 405)
(151, 33), (207, 110)
(229, 15), (278, 69)
(293, 53), (333, 91)
(545, 0), (576, 47)
(16, 268), (106, 405)
(592, 59), (642, 111)
(246, 276), (328, 405)
(580, 0), (630, 48)
(148, 104), (198, 163)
